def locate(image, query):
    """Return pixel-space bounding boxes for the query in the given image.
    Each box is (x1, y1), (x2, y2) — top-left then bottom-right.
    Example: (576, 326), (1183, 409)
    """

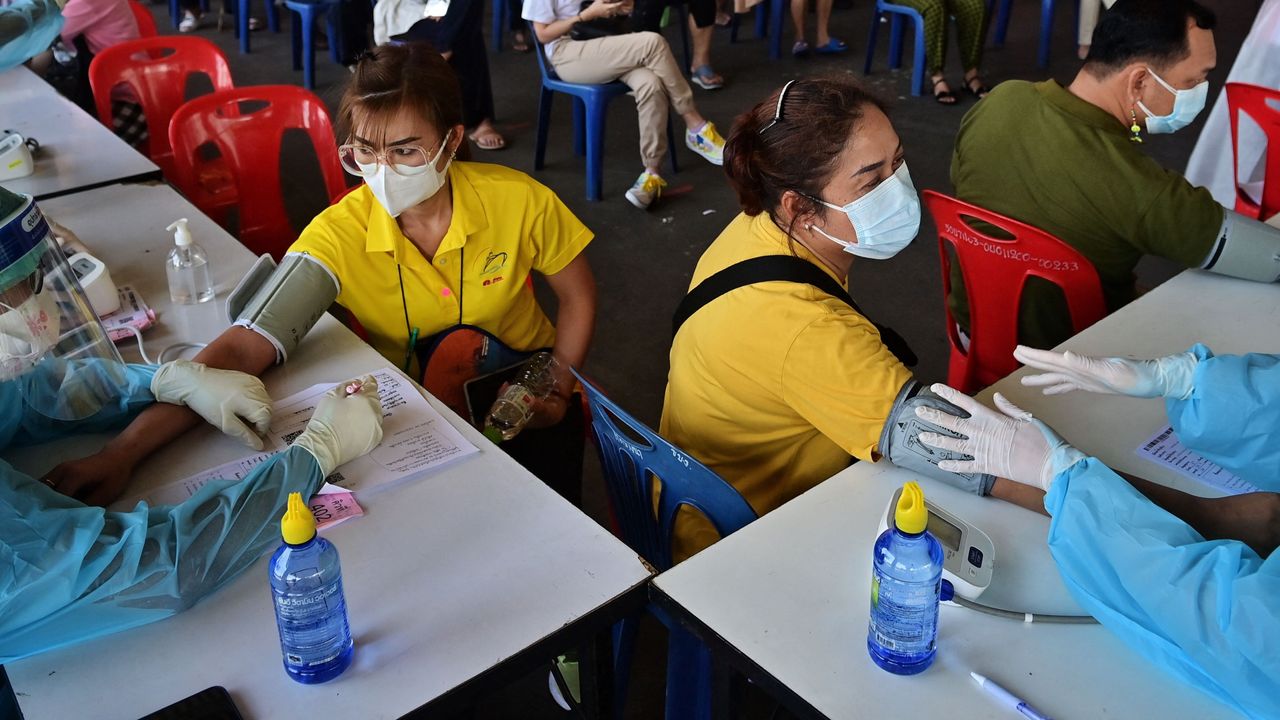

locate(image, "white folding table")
(652, 270), (1280, 719)
(1, 183), (651, 719)
(0, 65), (161, 200)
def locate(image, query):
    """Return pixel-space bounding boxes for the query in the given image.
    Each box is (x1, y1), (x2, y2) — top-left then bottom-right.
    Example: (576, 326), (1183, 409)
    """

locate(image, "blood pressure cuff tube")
(878, 380), (996, 496)
(1200, 210), (1280, 283)
(227, 252), (339, 363)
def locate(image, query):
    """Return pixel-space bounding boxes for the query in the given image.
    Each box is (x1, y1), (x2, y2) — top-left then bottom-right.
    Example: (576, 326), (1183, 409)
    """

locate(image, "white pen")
(971, 672), (1053, 720)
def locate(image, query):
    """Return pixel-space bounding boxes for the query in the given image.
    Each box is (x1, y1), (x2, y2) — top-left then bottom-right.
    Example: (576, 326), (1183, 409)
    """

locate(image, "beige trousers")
(551, 31), (696, 170)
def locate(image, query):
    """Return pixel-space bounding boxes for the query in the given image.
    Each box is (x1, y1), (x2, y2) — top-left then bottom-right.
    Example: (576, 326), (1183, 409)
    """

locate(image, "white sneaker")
(685, 121), (725, 166)
(625, 171), (668, 210)
(178, 11), (200, 31)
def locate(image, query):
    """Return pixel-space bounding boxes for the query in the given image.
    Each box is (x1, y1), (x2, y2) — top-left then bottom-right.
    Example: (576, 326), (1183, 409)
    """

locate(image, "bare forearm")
(990, 477), (1049, 516)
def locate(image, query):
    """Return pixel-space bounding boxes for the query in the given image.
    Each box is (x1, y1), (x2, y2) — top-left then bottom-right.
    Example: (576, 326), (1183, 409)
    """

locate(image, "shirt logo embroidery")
(481, 250), (508, 276)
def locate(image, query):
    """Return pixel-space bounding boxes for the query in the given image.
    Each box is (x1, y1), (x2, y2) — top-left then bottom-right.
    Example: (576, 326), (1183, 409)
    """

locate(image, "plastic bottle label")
(868, 569), (939, 655)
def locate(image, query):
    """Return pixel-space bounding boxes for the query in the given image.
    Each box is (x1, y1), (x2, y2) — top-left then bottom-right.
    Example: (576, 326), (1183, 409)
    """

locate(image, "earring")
(1129, 108), (1143, 144)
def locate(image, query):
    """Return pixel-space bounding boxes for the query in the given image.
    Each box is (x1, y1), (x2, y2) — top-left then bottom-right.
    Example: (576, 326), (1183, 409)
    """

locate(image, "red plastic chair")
(923, 191), (1108, 393)
(168, 85), (347, 259)
(87, 36), (234, 177)
(127, 0), (159, 37)
(1225, 82), (1280, 222)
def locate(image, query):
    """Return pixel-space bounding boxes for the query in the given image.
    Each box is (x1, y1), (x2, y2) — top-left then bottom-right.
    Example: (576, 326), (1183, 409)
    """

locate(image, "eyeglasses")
(759, 79), (798, 135)
(338, 143), (439, 177)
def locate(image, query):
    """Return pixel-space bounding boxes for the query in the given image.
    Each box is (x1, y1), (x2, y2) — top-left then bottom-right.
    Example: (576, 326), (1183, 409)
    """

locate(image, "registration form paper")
(127, 369), (479, 508)
(1135, 425), (1260, 495)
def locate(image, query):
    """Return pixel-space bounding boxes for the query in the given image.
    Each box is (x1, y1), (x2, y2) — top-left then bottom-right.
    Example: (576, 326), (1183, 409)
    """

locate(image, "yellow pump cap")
(281, 492), (316, 545)
(895, 482), (928, 535)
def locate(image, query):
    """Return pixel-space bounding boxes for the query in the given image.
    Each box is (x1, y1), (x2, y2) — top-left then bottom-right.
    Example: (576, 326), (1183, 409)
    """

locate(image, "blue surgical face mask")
(805, 162), (921, 260)
(1137, 67), (1208, 135)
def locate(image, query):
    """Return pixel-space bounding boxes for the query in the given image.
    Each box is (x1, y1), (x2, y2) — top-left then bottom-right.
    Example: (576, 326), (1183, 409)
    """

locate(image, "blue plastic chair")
(234, 0), (282, 54)
(732, 0), (788, 59)
(285, 0), (342, 90)
(863, 0), (927, 96)
(530, 27), (679, 202)
(572, 369), (758, 719)
(491, 0), (507, 52)
(993, 0), (1078, 69)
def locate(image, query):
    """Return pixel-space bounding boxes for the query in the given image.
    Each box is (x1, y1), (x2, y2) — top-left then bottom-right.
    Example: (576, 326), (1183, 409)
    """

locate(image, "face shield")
(0, 190), (127, 421)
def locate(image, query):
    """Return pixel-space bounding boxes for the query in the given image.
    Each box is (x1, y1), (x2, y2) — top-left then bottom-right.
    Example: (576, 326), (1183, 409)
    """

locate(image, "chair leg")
(729, 9), (739, 42)
(888, 14), (903, 69)
(265, 0), (280, 32)
(679, 5), (692, 71)
(1037, 0), (1054, 68)
(863, 11), (879, 75)
(667, 114), (679, 176)
(611, 618), (639, 720)
(327, 5), (341, 63)
(238, 0), (251, 52)
(170, 0), (181, 29)
(910, 15), (926, 96)
(491, 0), (504, 53)
(534, 89), (553, 171)
(290, 8), (303, 71)
(994, 0), (1012, 46)
(572, 98), (586, 158)
(301, 9), (317, 89)
(584, 97), (607, 202)
(754, 1), (766, 38)
(768, 0), (783, 59)
(665, 625), (713, 720)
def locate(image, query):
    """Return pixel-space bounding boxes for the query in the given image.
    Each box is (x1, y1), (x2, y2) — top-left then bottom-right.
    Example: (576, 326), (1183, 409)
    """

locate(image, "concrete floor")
(136, 0), (1253, 716)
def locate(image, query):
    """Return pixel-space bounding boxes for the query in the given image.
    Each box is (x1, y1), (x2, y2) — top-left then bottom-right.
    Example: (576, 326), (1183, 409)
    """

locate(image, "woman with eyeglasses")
(44, 43), (597, 507)
(659, 78), (1039, 561)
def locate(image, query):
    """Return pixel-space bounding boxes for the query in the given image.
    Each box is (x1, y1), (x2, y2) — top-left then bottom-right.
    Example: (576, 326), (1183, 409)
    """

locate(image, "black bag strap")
(672, 255), (918, 367)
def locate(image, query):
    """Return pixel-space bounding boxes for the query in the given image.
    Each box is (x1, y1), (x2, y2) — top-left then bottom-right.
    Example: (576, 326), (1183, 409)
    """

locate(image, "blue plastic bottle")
(269, 492), (354, 684)
(867, 481), (944, 675)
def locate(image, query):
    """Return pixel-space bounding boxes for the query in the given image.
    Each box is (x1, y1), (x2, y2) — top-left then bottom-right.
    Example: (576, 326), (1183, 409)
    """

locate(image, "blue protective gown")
(0, 0), (64, 71)
(0, 364), (325, 663)
(1045, 347), (1280, 719)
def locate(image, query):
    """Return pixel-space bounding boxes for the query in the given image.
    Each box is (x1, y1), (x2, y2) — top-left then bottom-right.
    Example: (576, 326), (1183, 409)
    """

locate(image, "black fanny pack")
(569, 0), (632, 40)
(672, 255), (918, 367)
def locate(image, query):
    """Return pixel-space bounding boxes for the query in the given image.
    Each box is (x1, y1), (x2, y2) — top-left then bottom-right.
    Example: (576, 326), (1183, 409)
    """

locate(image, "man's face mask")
(0, 279), (60, 382)
(805, 162), (922, 260)
(1137, 67), (1209, 135)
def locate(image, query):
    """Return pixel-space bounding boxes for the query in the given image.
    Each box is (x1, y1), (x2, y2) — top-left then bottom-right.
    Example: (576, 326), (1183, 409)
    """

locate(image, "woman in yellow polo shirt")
(661, 78), (1030, 560)
(45, 43), (597, 506)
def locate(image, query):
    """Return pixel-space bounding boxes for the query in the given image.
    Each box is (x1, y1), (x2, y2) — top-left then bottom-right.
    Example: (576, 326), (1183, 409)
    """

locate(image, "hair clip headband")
(759, 79), (798, 135)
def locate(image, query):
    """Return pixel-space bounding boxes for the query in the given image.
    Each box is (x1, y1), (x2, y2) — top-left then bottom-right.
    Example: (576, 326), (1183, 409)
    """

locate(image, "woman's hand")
(42, 446), (138, 507)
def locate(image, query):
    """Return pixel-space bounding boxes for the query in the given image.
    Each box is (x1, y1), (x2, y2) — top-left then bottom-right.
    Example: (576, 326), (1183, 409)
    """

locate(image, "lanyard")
(398, 244), (464, 373)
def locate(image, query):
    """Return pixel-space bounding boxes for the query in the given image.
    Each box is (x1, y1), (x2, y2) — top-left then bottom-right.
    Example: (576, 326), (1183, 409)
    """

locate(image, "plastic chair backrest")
(168, 85), (347, 259)
(528, 23), (567, 83)
(88, 36), (233, 174)
(923, 190), (1107, 393)
(572, 369), (757, 571)
(1225, 82), (1280, 221)
(127, 0), (159, 37)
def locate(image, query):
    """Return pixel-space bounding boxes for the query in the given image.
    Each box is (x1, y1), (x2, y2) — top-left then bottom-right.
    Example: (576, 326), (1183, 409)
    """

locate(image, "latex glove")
(291, 375), (384, 477)
(151, 359), (273, 450)
(914, 383), (1087, 491)
(1014, 345), (1198, 400)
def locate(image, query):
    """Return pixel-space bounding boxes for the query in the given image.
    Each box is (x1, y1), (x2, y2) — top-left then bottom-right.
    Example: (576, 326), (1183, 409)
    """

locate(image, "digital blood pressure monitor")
(878, 486), (995, 599)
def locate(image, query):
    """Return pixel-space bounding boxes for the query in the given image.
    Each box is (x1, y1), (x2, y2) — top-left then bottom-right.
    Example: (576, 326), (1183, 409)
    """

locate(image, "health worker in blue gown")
(0, 187), (385, 662)
(914, 343), (1279, 720)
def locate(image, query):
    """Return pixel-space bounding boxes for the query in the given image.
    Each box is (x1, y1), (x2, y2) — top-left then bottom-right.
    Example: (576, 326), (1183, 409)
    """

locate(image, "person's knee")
(637, 30), (669, 55)
(629, 71), (663, 101)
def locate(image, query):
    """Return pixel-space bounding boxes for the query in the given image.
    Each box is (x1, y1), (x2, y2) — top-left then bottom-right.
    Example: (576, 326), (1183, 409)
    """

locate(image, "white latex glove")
(151, 359), (273, 450)
(1014, 345), (1198, 400)
(914, 384), (1087, 491)
(291, 375), (384, 477)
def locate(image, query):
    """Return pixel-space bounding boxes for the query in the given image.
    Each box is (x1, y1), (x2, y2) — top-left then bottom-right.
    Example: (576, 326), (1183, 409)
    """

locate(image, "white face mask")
(805, 162), (921, 260)
(361, 132), (454, 217)
(1136, 67), (1208, 135)
(0, 287), (60, 382)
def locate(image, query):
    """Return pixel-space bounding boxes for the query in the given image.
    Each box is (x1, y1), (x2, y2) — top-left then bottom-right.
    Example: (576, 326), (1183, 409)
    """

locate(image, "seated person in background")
(45, 44), (597, 509)
(660, 78), (1044, 563)
(892, 0), (992, 104)
(917, 345), (1280, 719)
(0, 0), (65, 71)
(0, 187), (385, 660)
(522, 0), (728, 210)
(949, 0), (1280, 350)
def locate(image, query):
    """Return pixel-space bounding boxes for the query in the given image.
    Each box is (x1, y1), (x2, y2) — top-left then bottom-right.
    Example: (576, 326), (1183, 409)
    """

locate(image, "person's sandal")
(512, 29), (531, 53)
(468, 127), (507, 151)
(690, 65), (724, 90)
(814, 37), (848, 54)
(965, 76), (991, 99)
(792, 40), (811, 58)
(932, 77), (958, 105)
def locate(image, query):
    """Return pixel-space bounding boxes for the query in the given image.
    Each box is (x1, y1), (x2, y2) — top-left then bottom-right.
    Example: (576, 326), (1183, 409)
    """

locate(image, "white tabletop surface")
(3, 183), (651, 719)
(0, 65), (161, 200)
(654, 269), (1280, 719)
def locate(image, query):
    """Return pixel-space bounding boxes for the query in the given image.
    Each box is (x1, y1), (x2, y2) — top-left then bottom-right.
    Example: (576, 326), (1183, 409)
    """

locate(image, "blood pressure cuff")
(878, 380), (996, 496)
(226, 252), (339, 363)
(1200, 210), (1280, 283)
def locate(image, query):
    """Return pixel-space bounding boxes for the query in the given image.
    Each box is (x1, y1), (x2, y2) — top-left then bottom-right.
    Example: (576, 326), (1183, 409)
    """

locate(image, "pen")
(970, 672), (1053, 720)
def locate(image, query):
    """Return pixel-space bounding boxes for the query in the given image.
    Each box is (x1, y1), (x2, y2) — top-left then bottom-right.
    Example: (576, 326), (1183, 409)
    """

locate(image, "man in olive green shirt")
(948, 0), (1280, 350)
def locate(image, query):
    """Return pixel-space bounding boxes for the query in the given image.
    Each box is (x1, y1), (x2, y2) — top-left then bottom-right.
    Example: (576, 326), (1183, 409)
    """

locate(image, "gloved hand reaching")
(151, 359), (273, 450)
(1014, 345), (1199, 400)
(914, 384), (1087, 491)
(291, 375), (384, 477)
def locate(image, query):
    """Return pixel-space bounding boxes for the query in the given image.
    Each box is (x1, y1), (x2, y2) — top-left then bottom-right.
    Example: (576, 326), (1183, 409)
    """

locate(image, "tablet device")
(139, 686), (244, 720)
